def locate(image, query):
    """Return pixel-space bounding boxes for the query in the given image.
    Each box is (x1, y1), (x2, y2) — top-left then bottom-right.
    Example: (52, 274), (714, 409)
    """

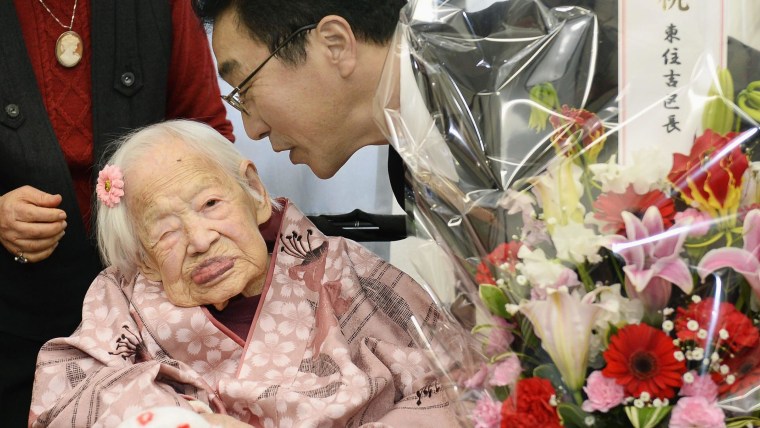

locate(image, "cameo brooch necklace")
(36, 0), (82, 68)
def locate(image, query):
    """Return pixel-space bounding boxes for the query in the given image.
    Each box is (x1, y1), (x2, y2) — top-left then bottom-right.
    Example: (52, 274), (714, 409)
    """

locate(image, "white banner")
(618, 0), (726, 164)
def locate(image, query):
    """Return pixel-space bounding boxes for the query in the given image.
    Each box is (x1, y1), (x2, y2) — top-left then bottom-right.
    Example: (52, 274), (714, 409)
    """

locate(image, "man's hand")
(0, 186), (67, 263)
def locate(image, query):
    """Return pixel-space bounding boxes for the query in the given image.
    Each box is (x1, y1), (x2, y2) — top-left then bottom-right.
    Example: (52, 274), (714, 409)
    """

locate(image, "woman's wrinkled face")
(127, 139), (271, 309)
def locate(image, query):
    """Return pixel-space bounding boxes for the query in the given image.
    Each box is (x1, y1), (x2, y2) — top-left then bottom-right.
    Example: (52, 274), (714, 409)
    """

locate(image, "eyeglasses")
(222, 24), (318, 114)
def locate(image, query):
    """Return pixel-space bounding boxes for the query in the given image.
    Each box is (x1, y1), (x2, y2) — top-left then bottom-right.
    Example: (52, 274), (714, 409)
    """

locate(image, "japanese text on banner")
(619, 0), (725, 164)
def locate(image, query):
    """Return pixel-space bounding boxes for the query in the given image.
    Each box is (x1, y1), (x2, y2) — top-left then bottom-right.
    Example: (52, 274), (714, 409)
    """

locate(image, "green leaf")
(726, 416), (760, 428)
(492, 385), (510, 402)
(533, 364), (564, 391)
(479, 284), (510, 318)
(471, 324), (491, 335)
(624, 405), (672, 428)
(605, 322), (619, 343)
(519, 315), (539, 352)
(557, 403), (591, 428)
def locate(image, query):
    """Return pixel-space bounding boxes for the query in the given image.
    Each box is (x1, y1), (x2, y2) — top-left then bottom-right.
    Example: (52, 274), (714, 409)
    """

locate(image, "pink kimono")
(30, 202), (455, 427)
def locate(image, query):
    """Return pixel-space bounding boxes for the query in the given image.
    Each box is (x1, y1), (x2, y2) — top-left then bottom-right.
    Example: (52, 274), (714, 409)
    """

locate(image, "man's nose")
(185, 218), (219, 255)
(242, 106), (270, 140)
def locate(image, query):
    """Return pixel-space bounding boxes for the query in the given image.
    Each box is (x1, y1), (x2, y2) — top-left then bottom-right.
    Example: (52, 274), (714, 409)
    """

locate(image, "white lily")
(588, 155), (628, 193)
(519, 288), (602, 391)
(498, 188), (536, 216)
(583, 284), (644, 332)
(551, 221), (609, 264)
(740, 161), (760, 207)
(517, 246), (580, 293)
(589, 149), (671, 195)
(531, 159), (585, 233)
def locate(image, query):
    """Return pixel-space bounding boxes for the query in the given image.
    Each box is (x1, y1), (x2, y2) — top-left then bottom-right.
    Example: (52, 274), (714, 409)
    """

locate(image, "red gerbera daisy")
(602, 323), (687, 399)
(475, 241), (523, 285)
(593, 185), (675, 235)
(674, 298), (759, 354)
(500, 378), (562, 428)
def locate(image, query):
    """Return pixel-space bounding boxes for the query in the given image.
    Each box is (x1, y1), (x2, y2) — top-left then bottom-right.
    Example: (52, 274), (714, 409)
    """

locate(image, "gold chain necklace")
(35, 0), (82, 68)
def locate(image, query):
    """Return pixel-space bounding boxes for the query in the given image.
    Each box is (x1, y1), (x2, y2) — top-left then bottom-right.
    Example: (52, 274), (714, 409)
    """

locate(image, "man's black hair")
(192, 0), (406, 64)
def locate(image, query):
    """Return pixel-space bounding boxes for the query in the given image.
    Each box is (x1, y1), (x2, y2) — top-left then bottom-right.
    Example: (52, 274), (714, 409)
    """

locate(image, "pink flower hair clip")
(96, 164), (124, 208)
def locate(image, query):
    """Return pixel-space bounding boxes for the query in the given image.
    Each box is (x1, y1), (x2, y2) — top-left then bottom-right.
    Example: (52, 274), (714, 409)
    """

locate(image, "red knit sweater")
(15, 0), (234, 228)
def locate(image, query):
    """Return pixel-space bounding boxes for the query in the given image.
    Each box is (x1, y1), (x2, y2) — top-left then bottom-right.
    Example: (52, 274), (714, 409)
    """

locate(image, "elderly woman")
(29, 121), (455, 427)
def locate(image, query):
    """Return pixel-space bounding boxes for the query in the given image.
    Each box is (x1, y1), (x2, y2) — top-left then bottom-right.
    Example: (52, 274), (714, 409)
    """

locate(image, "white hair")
(96, 119), (276, 278)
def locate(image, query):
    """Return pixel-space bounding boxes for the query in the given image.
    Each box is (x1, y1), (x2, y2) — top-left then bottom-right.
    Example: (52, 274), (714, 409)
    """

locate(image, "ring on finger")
(14, 251), (28, 264)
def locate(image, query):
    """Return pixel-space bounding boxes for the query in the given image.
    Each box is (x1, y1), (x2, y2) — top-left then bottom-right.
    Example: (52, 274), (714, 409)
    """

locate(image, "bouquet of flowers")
(376, 0), (760, 427)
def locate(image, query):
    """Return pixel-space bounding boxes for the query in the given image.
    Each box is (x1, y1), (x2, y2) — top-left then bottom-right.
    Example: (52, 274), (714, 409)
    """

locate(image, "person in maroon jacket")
(0, 1), (233, 426)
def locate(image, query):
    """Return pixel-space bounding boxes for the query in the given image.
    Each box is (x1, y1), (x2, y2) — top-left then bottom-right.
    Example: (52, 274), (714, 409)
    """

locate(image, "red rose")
(500, 378), (562, 428)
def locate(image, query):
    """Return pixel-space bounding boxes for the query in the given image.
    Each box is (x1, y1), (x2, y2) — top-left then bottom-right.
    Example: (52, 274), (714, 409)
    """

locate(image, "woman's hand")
(202, 413), (255, 427)
(0, 186), (67, 263)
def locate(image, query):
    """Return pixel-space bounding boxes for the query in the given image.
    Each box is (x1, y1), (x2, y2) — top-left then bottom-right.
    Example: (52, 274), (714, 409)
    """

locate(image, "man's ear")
(239, 160), (272, 225)
(314, 15), (357, 78)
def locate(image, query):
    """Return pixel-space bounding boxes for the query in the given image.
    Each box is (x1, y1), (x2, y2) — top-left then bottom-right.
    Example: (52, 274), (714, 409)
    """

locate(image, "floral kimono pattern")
(30, 202), (454, 427)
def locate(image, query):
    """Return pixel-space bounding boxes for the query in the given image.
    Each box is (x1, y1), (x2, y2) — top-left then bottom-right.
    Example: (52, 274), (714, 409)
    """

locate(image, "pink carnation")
(669, 396), (726, 428)
(485, 316), (515, 356)
(679, 371), (719, 402)
(581, 371), (625, 413)
(464, 363), (489, 389)
(489, 354), (521, 387)
(96, 164), (125, 208)
(674, 208), (711, 237)
(471, 396), (501, 428)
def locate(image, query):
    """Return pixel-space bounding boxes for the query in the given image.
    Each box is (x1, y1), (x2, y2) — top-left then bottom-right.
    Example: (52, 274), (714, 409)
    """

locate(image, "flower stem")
(607, 250), (625, 286)
(573, 390), (584, 406)
(581, 172), (596, 210)
(685, 231), (724, 249)
(725, 229), (734, 247)
(577, 262), (594, 292)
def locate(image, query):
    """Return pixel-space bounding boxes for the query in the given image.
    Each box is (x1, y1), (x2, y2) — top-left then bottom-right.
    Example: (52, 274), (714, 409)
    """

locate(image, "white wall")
(727, 0), (760, 49)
